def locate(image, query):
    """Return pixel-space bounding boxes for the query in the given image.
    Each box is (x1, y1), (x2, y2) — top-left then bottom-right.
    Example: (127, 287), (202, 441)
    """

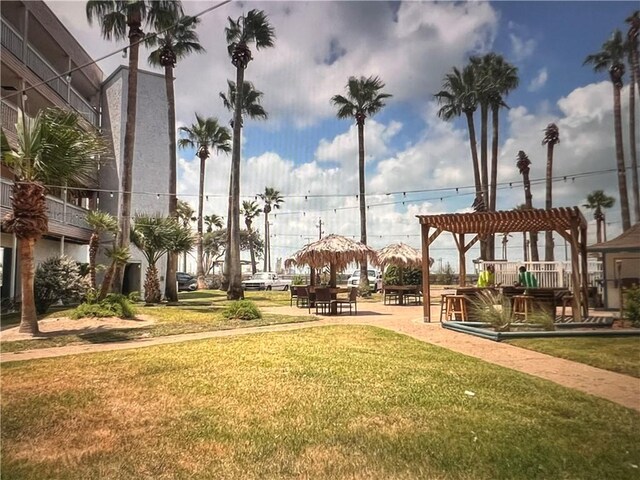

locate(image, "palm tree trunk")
(196, 153), (206, 289)
(227, 64), (245, 299)
(164, 63), (178, 302)
(596, 212), (603, 244)
(488, 105), (500, 261)
(629, 63), (640, 223)
(221, 177), (232, 290)
(89, 233), (99, 290)
(113, 26), (142, 293)
(464, 111), (482, 199)
(98, 261), (116, 301)
(613, 83), (631, 231)
(18, 237), (39, 334)
(263, 213), (269, 272)
(545, 143), (555, 261)
(480, 103), (489, 207)
(247, 224), (257, 274)
(523, 171), (540, 261)
(144, 263), (162, 304)
(357, 120), (369, 294)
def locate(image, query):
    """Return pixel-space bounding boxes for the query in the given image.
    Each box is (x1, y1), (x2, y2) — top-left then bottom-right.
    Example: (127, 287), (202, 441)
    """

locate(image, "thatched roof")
(292, 234), (378, 270)
(588, 223), (640, 252)
(376, 243), (434, 269)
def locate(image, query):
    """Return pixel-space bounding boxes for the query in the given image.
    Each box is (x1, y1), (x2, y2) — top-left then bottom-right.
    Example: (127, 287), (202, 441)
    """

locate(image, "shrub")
(71, 294), (136, 320)
(34, 256), (87, 314)
(223, 300), (262, 320)
(383, 266), (422, 286)
(471, 291), (513, 332)
(128, 291), (142, 303)
(292, 275), (306, 286)
(623, 285), (640, 327)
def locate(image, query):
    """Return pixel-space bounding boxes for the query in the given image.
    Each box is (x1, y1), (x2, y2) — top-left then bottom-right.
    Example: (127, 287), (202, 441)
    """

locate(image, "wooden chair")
(560, 294), (574, 320)
(404, 287), (422, 305)
(296, 286), (310, 309)
(332, 287), (358, 315)
(290, 285), (298, 306)
(513, 295), (534, 321)
(314, 287), (332, 315)
(445, 295), (468, 321)
(439, 293), (451, 322)
(383, 287), (399, 305)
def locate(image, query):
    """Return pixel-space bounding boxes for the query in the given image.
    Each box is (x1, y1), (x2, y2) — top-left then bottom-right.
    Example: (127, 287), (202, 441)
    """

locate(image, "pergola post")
(568, 226), (582, 322)
(421, 223), (431, 322)
(458, 233), (466, 287)
(580, 226), (590, 318)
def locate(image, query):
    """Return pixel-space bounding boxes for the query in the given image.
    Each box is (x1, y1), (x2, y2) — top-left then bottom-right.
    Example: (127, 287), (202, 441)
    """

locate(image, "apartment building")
(1, 1), (170, 302)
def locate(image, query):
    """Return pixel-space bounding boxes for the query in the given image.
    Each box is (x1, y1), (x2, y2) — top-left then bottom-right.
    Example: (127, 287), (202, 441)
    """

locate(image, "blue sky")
(48, 0), (638, 272)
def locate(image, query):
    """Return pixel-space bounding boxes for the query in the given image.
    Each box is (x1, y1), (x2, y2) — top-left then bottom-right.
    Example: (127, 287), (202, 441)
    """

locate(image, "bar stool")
(560, 295), (574, 320)
(439, 293), (450, 322)
(513, 295), (534, 321)
(445, 295), (468, 321)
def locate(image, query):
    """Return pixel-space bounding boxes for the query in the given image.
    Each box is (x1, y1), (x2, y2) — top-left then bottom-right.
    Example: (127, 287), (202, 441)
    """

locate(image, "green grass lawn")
(0, 290), (315, 354)
(2, 325), (638, 479)
(508, 337), (640, 378)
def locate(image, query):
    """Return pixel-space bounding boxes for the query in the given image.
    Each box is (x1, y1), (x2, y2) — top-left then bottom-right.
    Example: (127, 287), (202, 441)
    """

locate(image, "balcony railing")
(1, 18), (99, 127)
(1, 100), (19, 134)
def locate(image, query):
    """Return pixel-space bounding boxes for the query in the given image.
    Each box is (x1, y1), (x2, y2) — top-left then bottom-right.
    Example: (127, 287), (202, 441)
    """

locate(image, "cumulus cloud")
(528, 68), (548, 91)
(509, 33), (536, 61)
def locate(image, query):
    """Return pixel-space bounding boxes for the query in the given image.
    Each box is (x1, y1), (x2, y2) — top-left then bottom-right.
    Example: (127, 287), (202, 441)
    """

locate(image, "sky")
(46, 0), (639, 273)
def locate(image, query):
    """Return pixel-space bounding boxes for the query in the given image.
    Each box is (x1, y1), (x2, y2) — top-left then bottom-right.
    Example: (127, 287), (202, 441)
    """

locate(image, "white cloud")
(509, 33), (536, 61)
(528, 68), (548, 91)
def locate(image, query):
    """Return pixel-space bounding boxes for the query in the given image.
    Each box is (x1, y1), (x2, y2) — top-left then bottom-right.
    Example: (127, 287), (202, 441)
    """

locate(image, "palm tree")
(147, 13), (204, 302)
(204, 214), (223, 233)
(131, 214), (195, 303)
(542, 123), (560, 261)
(625, 11), (640, 223)
(85, 210), (118, 290)
(225, 9), (275, 300)
(178, 115), (231, 289)
(176, 199), (194, 271)
(331, 75), (392, 292)
(583, 190), (616, 244)
(98, 245), (130, 301)
(241, 200), (261, 274)
(1, 108), (104, 335)
(258, 188), (283, 272)
(86, 0), (182, 292)
(584, 30), (631, 231)
(516, 151), (539, 261)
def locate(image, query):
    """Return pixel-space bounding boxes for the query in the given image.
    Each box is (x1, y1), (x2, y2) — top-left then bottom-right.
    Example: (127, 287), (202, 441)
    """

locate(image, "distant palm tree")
(332, 75), (391, 292)
(1, 108), (104, 335)
(625, 11), (640, 223)
(241, 200), (261, 274)
(86, 0), (182, 292)
(225, 9), (275, 300)
(542, 123), (560, 261)
(204, 214), (223, 233)
(147, 13), (204, 302)
(514, 204), (529, 262)
(584, 30), (631, 231)
(176, 199), (194, 271)
(178, 115), (231, 289)
(516, 151), (539, 261)
(85, 210), (118, 290)
(583, 190), (616, 244)
(258, 188), (283, 272)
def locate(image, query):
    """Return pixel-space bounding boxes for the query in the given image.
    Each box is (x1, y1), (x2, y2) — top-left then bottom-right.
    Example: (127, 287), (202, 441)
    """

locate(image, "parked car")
(242, 272), (291, 291)
(347, 269), (382, 292)
(176, 272), (197, 291)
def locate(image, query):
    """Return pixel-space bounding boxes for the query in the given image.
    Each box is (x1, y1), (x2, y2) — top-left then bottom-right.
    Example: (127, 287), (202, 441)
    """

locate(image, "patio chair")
(404, 287), (423, 305)
(296, 286), (310, 308)
(332, 287), (358, 315)
(383, 287), (399, 305)
(314, 287), (332, 315)
(290, 285), (298, 306)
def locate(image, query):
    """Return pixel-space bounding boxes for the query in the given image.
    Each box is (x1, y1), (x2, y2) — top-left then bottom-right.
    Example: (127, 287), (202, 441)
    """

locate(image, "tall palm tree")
(514, 204), (529, 262)
(131, 214), (195, 303)
(331, 75), (392, 292)
(85, 210), (118, 290)
(225, 9), (275, 300)
(178, 114), (231, 289)
(147, 13), (204, 302)
(625, 11), (640, 223)
(516, 151), (539, 261)
(258, 188), (283, 272)
(204, 214), (223, 233)
(86, 0), (182, 292)
(241, 200), (261, 274)
(583, 190), (616, 244)
(98, 245), (131, 301)
(1, 108), (105, 335)
(542, 123), (560, 261)
(584, 30), (631, 231)
(176, 199), (194, 272)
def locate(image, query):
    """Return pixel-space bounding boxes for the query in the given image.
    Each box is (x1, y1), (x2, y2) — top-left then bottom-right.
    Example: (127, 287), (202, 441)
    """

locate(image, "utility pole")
(317, 218), (324, 240)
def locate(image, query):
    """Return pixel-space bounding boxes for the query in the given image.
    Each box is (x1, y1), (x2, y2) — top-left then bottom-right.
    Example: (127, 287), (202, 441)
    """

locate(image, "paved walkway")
(2, 304), (639, 412)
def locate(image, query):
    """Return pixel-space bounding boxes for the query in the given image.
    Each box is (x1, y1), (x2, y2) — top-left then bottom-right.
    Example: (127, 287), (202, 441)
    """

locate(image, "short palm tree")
(625, 11), (640, 223)
(178, 114), (231, 289)
(147, 12), (204, 302)
(542, 123), (560, 261)
(241, 200), (261, 274)
(85, 210), (118, 290)
(258, 188), (283, 272)
(1, 108), (104, 335)
(516, 150), (539, 261)
(176, 199), (194, 271)
(331, 75), (391, 292)
(584, 29), (631, 231)
(225, 9), (275, 300)
(204, 214), (223, 233)
(86, 0), (182, 292)
(98, 245), (130, 301)
(131, 214), (195, 303)
(583, 190), (616, 244)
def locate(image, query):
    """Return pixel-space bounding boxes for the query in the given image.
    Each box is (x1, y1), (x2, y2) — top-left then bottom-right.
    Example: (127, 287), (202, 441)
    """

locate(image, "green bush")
(128, 291), (142, 303)
(71, 294), (136, 320)
(292, 275), (306, 286)
(383, 266), (422, 286)
(34, 256), (87, 314)
(223, 300), (262, 320)
(623, 285), (640, 327)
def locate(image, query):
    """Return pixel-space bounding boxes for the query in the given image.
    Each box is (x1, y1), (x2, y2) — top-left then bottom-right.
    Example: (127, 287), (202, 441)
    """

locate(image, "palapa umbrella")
(292, 234), (378, 287)
(375, 243), (433, 285)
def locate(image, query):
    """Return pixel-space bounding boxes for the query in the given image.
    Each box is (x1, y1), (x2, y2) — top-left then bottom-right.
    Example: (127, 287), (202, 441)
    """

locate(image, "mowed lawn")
(2, 326), (639, 480)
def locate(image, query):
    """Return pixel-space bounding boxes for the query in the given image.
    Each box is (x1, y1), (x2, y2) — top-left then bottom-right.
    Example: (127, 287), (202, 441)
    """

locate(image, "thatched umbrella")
(375, 243), (434, 285)
(292, 234), (378, 287)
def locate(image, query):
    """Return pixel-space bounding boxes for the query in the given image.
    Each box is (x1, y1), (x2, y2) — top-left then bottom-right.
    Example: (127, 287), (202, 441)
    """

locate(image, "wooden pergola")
(417, 207), (589, 322)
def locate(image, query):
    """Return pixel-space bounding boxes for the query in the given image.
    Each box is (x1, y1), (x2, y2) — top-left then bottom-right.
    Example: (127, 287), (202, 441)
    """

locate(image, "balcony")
(1, 18), (99, 127)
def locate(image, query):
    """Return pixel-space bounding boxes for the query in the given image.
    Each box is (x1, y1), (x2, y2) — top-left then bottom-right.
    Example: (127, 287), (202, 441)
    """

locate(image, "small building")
(588, 223), (640, 311)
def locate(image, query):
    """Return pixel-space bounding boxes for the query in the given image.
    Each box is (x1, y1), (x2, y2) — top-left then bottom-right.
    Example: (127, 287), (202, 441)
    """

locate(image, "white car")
(242, 272), (291, 291)
(347, 269), (382, 292)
